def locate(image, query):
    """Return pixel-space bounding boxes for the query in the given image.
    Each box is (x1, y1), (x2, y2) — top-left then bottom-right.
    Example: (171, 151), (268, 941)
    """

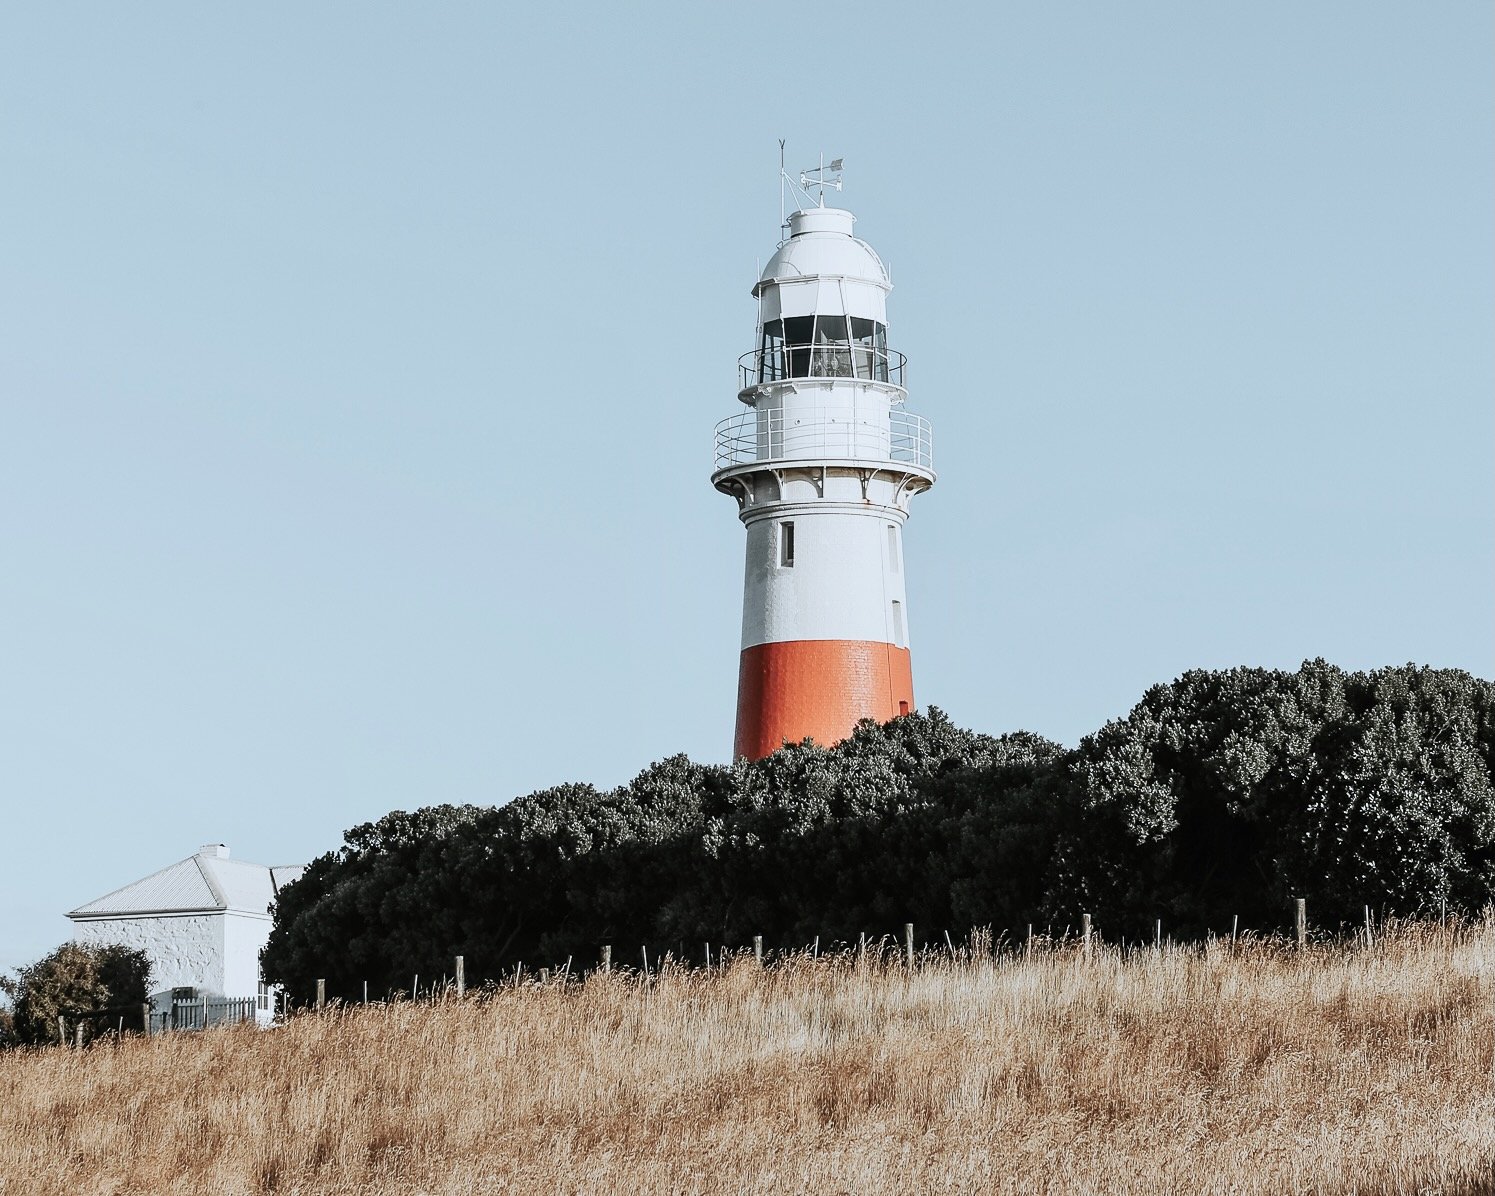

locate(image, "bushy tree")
(1, 941), (151, 1045)
(261, 667), (1495, 1000)
(1045, 662), (1495, 936)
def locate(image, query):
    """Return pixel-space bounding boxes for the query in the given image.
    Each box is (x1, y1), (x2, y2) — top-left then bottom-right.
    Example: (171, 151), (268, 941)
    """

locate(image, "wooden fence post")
(1364, 905), (1374, 949)
(1231, 914), (1239, 947)
(641, 946), (650, 978)
(600, 945), (612, 975)
(1026, 924), (1033, 959)
(141, 1003), (151, 1036)
(362, 980), (368, 1005)
(812, 935), (820, 959)
(455, 956), (465, 997)
(904, 923), (915, 969)
(1081, 913), (1092, 960)
(1295, 898), (1307, 950)
(539, 967), (550, 984)
(1154, 920), (1162, 951)
(316, 979), (326, 1011)
(753, 935), (763, 966)
(704, 943), (711, 970)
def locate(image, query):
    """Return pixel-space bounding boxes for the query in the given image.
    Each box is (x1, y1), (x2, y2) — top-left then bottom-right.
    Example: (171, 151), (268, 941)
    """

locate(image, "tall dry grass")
(1, 921), (1493, 1195)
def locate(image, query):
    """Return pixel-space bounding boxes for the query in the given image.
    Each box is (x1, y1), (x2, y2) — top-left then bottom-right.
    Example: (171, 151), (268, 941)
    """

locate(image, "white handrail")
(739, 346), (907, 390)
(713, 408), (933, 471)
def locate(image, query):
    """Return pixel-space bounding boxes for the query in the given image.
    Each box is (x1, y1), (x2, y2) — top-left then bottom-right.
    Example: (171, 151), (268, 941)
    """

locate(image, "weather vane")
(779, 142), (845, 236)
(800, 153), (844, 204)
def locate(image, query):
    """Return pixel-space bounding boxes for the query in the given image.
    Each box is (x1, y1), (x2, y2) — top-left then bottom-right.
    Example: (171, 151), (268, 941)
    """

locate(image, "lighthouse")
(712, 187), (935, 760)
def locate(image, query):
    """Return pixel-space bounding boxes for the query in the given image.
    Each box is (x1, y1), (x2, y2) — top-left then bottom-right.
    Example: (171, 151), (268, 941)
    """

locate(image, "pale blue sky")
(2, 3), (1490, 972)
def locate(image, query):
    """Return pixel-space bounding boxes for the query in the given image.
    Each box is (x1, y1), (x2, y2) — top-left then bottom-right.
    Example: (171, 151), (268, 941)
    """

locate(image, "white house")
(67, 844), (304, 1028)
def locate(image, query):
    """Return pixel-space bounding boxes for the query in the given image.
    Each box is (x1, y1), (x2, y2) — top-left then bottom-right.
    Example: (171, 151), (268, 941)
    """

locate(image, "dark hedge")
(262, 661), (1495, 1002)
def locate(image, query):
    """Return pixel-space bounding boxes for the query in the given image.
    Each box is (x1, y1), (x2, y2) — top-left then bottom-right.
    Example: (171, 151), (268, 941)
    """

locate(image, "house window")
(257, 982), (271, 1012)
(780, 521), (795, 567)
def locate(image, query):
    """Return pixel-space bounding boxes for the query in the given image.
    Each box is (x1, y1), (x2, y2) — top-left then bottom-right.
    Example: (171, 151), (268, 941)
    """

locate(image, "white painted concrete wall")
(741, 502), (908, 648)
(222, 912), (273, 1001)
(74, 913), (224, 1012)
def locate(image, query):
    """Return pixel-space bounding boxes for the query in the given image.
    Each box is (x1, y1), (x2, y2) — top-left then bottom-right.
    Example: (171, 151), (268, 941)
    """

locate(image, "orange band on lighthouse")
(734, 639), (914, 760)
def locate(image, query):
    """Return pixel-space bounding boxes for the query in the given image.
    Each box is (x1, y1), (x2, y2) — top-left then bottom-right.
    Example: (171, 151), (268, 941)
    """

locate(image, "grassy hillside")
(3, 922), (1493, 1195)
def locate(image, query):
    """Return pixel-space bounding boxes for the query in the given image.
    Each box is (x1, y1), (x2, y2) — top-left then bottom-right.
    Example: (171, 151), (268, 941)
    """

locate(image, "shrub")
(1, 941), (151, 1045)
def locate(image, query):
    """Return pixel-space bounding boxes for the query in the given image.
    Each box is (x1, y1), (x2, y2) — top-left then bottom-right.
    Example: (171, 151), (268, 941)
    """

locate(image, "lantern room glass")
(757, 317), (889, 383)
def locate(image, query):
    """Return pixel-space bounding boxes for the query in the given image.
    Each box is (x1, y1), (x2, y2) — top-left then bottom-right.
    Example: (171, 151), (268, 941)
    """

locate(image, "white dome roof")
(754, 207), (890, 295)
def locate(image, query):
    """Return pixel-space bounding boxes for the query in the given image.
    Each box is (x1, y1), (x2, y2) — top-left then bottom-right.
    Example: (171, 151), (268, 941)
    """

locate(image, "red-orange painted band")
(734, 639), (914, 760)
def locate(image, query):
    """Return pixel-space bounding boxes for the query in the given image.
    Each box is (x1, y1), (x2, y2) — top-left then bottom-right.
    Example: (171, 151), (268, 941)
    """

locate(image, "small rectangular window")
(891, 600), (905, 647)
(780, 521), (795, 567)
(887, 526), (900, 572)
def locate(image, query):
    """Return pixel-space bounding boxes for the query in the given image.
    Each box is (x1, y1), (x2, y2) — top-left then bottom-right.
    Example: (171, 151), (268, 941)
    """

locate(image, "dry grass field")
(2, 921), (1493, 1195)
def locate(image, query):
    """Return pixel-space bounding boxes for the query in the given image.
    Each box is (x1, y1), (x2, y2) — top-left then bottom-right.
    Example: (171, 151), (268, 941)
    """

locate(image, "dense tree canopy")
(262, 663), (1495, 1002)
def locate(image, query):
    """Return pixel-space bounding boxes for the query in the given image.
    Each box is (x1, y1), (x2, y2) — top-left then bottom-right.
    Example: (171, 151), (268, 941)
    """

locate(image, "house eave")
(67, 907), (274, 922)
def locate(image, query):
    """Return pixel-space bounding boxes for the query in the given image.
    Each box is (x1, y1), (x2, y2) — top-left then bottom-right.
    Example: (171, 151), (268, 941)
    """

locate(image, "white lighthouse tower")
(713, 174), (935, 759)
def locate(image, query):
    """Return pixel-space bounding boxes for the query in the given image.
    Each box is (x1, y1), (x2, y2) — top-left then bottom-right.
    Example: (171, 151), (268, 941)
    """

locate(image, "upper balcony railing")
(713, 408), (933, 473)
(739, 346), (907, 392)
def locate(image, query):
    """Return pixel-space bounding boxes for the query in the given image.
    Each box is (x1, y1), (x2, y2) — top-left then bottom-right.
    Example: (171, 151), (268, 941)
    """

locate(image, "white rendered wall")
(221, 912), (273, 1002)
(73, 913), (224, 1009)
(753, 386), (896, 464)
(741, 501), (908, 649)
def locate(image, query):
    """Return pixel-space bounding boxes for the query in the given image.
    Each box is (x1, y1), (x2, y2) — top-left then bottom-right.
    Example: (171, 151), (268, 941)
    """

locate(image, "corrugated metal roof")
(68, 849), (307, 919)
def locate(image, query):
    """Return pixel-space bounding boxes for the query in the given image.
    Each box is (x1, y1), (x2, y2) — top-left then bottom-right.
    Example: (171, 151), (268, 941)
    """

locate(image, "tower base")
(734, 639), (913, 760)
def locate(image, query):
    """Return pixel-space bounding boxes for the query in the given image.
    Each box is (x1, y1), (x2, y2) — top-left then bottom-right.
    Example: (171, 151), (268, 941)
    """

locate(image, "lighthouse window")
(779, 521), (795, 567)
(759, 317), (887, 381)
(887, 525), (900, 572)
(891, 600), (905, 647)
(812, 315), (854, 377)
(852, 317), (890, 381)
(759, 322), (786, 383)
(782, 316), (813, 378)
(759, 317), (810, 378)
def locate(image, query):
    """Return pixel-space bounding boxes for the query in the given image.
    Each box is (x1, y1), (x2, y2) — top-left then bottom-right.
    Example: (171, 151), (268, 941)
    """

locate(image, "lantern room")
(742, 207), (904, 398)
